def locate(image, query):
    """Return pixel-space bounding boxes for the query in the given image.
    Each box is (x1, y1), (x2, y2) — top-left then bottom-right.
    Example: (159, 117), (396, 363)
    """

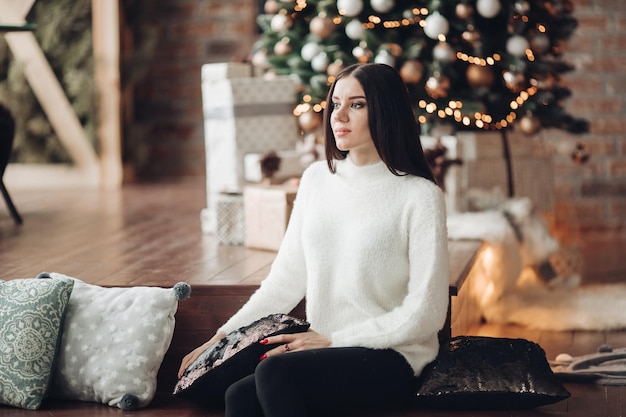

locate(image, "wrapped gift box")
(422, 132), (554, 213)
(210, 192), (245, 245)
(244, 184), (298, 251)
(202, 62), (300, 233)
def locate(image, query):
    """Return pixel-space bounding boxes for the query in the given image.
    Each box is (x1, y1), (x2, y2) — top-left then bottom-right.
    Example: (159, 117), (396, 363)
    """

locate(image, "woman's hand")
(178, 332), (226, 378)
(260, 329), (331, 359)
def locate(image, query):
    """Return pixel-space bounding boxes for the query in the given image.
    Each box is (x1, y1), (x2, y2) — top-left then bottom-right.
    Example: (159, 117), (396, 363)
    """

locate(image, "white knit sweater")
(219, 157), (450, 375)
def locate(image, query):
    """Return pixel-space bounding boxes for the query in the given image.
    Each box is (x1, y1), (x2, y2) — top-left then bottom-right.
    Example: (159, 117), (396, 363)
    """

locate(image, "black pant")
(224, 347), (417, 417)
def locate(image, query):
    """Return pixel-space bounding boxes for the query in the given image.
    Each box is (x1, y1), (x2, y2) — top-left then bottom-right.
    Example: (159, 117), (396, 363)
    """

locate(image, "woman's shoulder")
(300, 160), (331, 181)
(399, 174), (446, 208)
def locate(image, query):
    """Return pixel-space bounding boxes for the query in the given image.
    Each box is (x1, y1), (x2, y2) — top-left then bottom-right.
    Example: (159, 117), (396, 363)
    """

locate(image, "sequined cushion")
(415, 336), (570, 409)
(174, 314), (309, 405)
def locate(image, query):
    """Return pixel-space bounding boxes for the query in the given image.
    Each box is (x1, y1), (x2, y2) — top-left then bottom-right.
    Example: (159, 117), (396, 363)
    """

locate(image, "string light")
(417, 86), (538, 130)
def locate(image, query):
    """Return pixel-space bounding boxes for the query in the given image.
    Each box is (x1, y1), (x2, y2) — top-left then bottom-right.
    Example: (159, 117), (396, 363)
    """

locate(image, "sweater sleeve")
(217, 168), (313, 335)
(329, 184), (450, 350)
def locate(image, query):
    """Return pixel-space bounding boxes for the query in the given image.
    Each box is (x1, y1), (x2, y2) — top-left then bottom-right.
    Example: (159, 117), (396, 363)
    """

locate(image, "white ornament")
(506, 35), (530, 57)
(345, 19), (364, 40)
(476, 0), (501, 18)
(374, 50), (396, 66)
(311, 52), (330, 72)
(252, 49), (269, 68)
(371, 0), (395, 14)
(270, 13), (291, 33)
(301, 42), (322, 61)
(424, 12), (450, 40)
(337, 0), (363, 17)
(433, 42), (456, 63)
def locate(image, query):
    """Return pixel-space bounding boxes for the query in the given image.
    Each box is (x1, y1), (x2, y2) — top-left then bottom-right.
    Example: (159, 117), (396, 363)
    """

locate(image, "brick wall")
(545, 0), (626, 282)
(122, 0), (259, 180)
(126, 0), (626, 283)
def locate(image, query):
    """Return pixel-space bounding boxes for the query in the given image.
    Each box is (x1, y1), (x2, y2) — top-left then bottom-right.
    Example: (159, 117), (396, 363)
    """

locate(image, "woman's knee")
(255, 355), (287, 386)
(224, 374), (262, 417)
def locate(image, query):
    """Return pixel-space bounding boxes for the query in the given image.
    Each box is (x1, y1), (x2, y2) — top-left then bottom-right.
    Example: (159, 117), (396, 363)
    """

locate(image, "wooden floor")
(1, 181), (625, 416)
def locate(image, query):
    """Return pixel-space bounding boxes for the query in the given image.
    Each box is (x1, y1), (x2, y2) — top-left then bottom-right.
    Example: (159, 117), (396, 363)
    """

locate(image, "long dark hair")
(323, 63), (436, 184)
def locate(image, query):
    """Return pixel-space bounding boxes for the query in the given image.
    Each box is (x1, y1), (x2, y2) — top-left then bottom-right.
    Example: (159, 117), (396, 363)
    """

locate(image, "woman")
(179, 63), (449, 416)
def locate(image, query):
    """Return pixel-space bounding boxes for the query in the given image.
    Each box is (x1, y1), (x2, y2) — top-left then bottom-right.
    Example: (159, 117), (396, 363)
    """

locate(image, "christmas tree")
(253, 0), (589, 139)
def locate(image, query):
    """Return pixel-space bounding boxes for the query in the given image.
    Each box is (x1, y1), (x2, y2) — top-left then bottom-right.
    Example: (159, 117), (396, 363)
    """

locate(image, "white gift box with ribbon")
(201, 63), (300, 233)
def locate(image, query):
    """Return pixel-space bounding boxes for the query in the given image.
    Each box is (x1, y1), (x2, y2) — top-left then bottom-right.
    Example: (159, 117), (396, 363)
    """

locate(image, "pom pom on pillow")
(40, 272), (190, 410)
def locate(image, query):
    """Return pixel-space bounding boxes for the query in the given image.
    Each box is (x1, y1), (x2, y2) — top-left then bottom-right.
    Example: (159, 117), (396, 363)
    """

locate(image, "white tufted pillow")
(44, 273), (190, 410)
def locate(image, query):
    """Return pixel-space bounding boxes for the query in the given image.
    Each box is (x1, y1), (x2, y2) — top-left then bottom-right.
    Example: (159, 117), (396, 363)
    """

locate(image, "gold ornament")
(503, 70), (525, 92)
(425, 74), (451, 99)
(352, 44), (373, 63)
(466, 64), (494, 88)
(399, 60), (424, 84)
(456, 3), (474, 19)
(298, 110), (322, 132)
(310, 15), (335, 39)
(530, 33), (551, 54)
(264, 0), (280, 14)
(273, 38), (292, 56)
(380, 42), (403, 57)
(327, 60), (345, 77)
(518, 114), (542, 135)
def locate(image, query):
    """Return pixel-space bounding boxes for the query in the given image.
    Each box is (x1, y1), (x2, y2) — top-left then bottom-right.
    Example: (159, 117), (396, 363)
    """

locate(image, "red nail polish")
(259, 354), (267, 361)
(259, 339), (268, 345)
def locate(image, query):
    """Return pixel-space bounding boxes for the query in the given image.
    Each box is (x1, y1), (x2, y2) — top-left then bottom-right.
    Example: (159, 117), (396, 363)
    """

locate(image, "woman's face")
(330, 76), (379, 165)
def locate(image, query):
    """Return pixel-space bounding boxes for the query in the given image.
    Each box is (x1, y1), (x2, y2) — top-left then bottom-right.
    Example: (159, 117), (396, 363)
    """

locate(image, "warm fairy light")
(384, 20), (401, 28)
(294, 0), (307, 11)
(294, 103), (309, 116)
(457, 52), (501, 66)
(313, 103), (324, 112)
(538, 24), (546, 32)
(416, 84), (537, 130)
(303, 94), (312, 103)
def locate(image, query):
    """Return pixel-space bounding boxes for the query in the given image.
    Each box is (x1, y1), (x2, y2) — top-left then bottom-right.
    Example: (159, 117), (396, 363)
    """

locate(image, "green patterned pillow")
(0, 277), (74, 410)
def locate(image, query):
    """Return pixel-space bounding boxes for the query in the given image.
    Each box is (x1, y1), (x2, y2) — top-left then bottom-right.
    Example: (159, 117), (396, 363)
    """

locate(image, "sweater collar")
(335, 157), (392, 187)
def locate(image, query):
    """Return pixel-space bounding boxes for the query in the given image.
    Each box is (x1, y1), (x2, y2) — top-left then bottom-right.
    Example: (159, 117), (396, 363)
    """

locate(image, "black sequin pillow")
(174, 314), (309, 405)
(415, 336), (570, 409)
